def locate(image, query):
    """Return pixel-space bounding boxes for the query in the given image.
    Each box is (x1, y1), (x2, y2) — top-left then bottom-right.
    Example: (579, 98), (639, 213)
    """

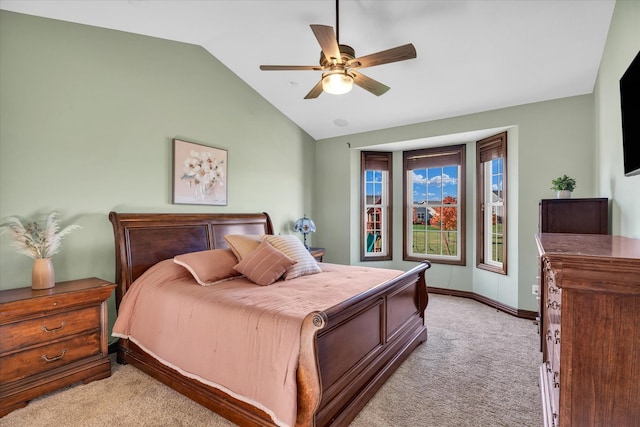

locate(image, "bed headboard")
(108, 211), (274, 308)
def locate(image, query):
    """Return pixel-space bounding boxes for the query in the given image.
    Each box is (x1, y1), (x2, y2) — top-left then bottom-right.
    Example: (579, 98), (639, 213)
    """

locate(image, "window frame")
(403, 144), (466, 265)
(360, 151), (392, 261)
(476, 132), (508, 275)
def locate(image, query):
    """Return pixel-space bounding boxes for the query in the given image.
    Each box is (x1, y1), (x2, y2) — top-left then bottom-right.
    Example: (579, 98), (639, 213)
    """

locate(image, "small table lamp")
(294, 215), (316, 250)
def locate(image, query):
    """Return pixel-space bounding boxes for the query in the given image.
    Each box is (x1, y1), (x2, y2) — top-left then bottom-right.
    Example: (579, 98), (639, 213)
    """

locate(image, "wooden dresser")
(0, 278), (115, 417)
(539, 198), (608, 234)
(535, 233), (640, 427)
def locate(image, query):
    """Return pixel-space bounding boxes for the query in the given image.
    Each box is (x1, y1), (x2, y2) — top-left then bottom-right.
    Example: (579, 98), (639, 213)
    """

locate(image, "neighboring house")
(412, 203), (437, 225)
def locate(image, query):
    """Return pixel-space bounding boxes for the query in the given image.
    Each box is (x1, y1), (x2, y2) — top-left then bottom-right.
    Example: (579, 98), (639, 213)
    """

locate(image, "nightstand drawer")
(0, 331), (102, 384)
(0, 306), (100, 354)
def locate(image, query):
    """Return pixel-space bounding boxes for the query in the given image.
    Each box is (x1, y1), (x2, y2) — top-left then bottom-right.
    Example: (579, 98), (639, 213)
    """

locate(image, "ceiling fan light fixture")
(259, 0), (416, 99)
(322, 71), (353, 95)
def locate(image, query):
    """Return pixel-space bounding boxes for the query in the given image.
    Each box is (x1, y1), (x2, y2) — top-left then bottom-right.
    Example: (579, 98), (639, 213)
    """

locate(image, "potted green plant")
(551, 174), (576, 199)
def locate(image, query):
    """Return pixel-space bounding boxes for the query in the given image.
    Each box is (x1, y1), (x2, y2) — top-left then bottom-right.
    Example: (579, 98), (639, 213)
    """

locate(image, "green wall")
(595, 0), (640, 238)
(0, 12), (316, 334)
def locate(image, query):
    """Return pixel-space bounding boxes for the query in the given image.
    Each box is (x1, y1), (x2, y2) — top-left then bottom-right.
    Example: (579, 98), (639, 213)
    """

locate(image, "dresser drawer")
(0, 331), (102, 384)
(0, 306), (100, 355)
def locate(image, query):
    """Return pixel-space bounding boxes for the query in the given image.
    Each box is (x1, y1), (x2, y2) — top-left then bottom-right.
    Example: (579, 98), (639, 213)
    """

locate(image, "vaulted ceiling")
(0, 0), (616, 140)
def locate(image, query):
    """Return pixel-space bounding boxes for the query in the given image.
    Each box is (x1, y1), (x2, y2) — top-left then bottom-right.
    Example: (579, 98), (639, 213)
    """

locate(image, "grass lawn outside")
(411, 224), (503, 259)
(412, 224), (458, 256)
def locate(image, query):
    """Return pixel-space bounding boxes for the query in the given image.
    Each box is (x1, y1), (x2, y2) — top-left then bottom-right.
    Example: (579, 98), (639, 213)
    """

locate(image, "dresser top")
(0, 277), (114, 304)
(535, 233), (640, 260)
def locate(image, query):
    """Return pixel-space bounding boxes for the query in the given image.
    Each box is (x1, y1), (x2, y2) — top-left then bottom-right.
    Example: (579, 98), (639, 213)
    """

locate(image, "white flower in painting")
(181, 149), (225, 198)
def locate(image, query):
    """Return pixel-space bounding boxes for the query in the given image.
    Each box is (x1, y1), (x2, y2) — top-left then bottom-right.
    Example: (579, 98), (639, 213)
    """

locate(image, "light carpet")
(0, 294), (541, 426)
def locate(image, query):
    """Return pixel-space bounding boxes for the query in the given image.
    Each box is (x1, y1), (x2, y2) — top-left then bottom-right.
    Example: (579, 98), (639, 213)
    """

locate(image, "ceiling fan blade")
(304, 80), (324, 99)
(310, 24), (341, 64)
(260, 65), (324, 71)
(351, 70), (390, 96)
(348, 43), (417, 69)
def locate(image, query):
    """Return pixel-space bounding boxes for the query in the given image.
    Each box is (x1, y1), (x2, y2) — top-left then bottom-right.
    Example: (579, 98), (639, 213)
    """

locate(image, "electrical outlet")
(532, 284), (539, 295)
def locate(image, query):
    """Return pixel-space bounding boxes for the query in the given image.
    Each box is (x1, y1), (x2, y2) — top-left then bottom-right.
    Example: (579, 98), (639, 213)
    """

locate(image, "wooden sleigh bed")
(109, 211), (431, 427)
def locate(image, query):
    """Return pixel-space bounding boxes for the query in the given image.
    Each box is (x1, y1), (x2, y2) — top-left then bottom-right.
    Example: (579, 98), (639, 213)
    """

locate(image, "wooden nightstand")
(0, 278), (115, 417)
(309, 247), (325, 262)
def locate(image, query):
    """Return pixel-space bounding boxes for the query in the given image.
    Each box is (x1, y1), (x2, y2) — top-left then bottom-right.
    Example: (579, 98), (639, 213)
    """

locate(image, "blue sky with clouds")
(412, 166), (459, 203)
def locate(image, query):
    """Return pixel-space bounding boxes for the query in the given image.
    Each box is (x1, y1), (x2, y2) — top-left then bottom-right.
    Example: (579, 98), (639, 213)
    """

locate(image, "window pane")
(492, 158), (503, 200)
(412, 169), (427, 204)
(365, 169), (385, 255)
(443, 165), (458, 200)
(476, 132), (507, 274)
(365, 204), (383, 253)
(412, 225), (426, 254)
(491, 204), (504, 263)
(404, 145), (465, 264)
(362, 151), (392, 261)
(410, 165), (459, 258)
(489, 158), (503, 264)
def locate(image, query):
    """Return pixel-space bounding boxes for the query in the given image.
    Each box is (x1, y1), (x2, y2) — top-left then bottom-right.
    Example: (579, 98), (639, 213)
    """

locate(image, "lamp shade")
(294, 216), (316, 235)
(322, 71), (353, 95)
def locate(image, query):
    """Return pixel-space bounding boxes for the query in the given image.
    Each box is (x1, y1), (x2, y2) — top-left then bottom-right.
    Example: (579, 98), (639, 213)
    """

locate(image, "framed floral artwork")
(173, 139), (227, 205)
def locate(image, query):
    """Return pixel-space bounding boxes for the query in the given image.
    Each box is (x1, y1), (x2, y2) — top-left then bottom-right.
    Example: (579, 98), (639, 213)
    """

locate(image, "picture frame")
(172, 139), (228, 206)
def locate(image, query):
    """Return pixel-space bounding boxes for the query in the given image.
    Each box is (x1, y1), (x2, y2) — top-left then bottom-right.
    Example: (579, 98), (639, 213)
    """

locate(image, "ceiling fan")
(259, 0), (417, 99)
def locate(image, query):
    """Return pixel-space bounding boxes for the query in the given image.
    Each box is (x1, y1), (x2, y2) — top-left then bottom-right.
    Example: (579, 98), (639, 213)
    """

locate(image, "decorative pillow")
(263, 235), (322, 280)
(173, 248), (242, 286)
(223, 234), (264, 260)
(233, 240), (296, 286)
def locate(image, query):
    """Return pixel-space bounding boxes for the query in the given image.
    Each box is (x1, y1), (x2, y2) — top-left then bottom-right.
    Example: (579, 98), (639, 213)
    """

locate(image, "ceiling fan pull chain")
(336, 0), (340, 44)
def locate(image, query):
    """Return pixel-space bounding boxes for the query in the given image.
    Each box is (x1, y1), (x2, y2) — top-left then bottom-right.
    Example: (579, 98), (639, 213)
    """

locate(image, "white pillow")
(263, 235), (322, 280)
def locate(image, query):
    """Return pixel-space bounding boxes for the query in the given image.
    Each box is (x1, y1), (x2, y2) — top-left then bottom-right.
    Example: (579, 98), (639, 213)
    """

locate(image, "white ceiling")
(0, 0), (615, 141)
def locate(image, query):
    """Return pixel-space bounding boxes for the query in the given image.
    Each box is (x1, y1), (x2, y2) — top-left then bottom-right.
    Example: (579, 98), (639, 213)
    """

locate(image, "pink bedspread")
(112, 259), (404, 427)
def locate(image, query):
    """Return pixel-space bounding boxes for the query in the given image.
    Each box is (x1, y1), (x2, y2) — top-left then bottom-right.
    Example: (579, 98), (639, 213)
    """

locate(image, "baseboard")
(427, 287), (537, 321)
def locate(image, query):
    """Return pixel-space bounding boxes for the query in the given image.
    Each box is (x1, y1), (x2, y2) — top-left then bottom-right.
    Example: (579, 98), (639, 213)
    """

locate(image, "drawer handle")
(41, 321), (66, 333)
(554, 329), (561, 344)
(41, 349), (67, 363)
(548, 285), (558, 294)
(547, 300), (560, 310)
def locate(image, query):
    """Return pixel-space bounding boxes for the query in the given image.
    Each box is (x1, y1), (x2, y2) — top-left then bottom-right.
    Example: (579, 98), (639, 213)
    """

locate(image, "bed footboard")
(296, 312), (328, 426)
(296, 261), (431, 427)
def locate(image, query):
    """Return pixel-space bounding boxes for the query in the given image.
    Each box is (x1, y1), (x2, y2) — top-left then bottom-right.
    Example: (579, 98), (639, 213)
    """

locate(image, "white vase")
(557, 190), (572, 199)
(32, 258), (55, 290)
(195, 181), (208, 200)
